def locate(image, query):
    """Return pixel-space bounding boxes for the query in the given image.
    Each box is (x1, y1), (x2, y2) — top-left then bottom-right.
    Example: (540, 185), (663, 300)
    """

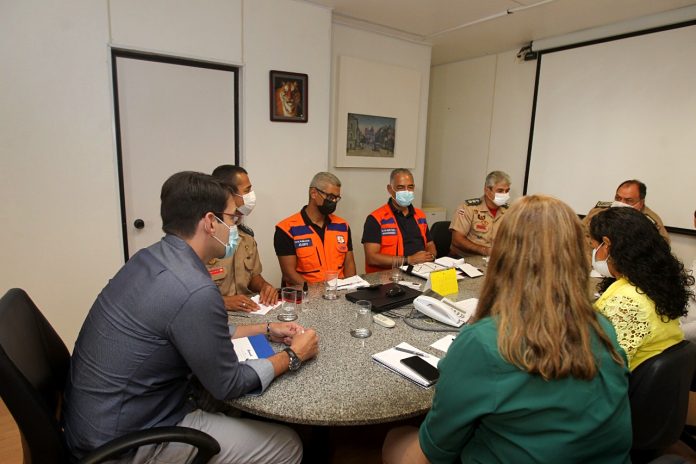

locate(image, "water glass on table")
(323, 270), (339, 300)
(391, 255), (404, 282)
(350, 300), (373, 339)
(278, 287), (299, 321)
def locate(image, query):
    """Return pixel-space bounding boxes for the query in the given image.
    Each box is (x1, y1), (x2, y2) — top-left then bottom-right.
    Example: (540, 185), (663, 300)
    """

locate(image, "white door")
(113, 52), (238, 258)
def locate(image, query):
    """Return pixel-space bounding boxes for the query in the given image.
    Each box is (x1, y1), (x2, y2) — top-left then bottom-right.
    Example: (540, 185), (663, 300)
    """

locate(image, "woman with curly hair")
(590, 206), (695, 371)
(383, 196), (631, 464)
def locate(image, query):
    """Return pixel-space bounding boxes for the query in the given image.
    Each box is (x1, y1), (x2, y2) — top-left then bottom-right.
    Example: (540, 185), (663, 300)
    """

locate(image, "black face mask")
(318, 199), (337, 216)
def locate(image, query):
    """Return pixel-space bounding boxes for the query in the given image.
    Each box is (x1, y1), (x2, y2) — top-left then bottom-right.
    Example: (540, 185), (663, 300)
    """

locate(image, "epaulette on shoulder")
(595, 201), (613, 208)
(643, 214), (657, 226)
(238, 223), (254, 237)
(465, 198), (481, 206)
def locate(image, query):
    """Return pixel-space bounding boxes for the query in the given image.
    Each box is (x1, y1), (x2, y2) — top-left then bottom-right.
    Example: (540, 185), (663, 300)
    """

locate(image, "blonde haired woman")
(383, 195), (631, 464)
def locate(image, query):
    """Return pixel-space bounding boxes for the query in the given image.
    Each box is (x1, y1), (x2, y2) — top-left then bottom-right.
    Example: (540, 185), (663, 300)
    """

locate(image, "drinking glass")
(323, 270), (339, 300)
(350, 300), (373, 338)
(278, 287), (298, 321)
(391, 256), (404, 282)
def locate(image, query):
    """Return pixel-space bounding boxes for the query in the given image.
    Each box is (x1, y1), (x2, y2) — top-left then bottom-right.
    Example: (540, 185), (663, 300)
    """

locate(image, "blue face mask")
(394, 190), (414, 207)
(213, 216), (240, 259)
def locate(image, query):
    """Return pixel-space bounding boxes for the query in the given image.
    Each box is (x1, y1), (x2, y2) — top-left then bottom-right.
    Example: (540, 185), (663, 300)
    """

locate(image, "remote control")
(373, 313), (395, 328)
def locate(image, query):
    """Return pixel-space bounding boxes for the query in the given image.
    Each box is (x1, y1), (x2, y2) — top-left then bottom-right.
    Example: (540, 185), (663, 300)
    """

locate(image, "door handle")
(134, 219), (145, 229)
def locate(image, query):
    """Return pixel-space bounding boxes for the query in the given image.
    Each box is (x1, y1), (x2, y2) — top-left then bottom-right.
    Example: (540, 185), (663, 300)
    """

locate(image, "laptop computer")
(345, 283), (422, 313)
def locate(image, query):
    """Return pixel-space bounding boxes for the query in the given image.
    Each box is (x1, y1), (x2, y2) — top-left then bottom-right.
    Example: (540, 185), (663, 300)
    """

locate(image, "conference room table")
(227, 256), (489, 427)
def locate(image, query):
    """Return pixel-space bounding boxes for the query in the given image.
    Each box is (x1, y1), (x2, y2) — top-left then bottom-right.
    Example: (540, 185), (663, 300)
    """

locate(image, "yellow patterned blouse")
(594, 277), (683, 371)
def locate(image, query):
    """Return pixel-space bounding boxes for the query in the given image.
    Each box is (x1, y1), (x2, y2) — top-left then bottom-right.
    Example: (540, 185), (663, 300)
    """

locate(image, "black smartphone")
(400, 356), (440, 383)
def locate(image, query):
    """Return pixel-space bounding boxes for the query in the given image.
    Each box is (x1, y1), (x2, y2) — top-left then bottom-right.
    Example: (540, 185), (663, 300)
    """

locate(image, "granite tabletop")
(227, 256), (488, 426)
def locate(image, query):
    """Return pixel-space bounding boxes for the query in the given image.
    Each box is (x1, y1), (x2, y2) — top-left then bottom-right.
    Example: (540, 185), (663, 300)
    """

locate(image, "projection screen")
(524, 21), (696, 233)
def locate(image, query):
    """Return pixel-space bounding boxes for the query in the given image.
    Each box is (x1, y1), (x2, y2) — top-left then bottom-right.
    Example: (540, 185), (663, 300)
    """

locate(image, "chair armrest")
(79, 426), (220, 464)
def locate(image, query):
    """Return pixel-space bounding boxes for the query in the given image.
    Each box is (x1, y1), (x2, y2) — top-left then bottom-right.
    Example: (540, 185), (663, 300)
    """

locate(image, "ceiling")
(303, 0), (696, 65)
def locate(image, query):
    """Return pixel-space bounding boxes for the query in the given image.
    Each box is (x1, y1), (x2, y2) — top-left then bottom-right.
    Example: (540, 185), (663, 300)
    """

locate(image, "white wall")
(0, 0), (333, 348)
(424, 48), (696, 265)
(424, 50), (535, 216)
(0, 0), (122, 350)
(330, 24), (432, 274)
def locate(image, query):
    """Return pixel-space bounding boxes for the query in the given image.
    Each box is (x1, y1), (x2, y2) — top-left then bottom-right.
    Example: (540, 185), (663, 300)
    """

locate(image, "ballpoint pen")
(394, 346), (427, 357)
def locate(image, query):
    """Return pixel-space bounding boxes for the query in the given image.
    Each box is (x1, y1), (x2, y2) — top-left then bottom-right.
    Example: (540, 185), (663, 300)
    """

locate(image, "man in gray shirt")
(63, 171), (319, 463)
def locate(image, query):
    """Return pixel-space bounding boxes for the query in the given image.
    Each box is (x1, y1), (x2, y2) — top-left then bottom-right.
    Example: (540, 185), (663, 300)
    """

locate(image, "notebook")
(372, 342), (441, 388)
(344, 283), (422, 312)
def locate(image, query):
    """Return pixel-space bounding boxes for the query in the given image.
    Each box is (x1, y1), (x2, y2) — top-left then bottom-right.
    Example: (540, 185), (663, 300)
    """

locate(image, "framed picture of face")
(269, 70), (308, 122)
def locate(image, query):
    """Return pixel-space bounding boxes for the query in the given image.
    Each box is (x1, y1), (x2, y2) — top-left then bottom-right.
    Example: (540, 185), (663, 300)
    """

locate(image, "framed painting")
(269, 70), (308, 122)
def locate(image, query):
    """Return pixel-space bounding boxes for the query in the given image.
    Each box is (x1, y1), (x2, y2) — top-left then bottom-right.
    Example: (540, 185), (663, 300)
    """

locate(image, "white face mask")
(611, 200), (632, 209)
(492, 192), (510, 207)
(235, 190), (256, 216)
(591, 242), (613, 278)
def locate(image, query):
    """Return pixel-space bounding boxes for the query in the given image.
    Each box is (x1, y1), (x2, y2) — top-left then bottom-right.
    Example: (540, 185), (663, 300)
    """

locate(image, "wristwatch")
(284, 347), (302, 371)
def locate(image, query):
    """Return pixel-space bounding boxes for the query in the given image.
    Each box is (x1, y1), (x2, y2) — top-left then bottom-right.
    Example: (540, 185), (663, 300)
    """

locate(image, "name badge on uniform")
(381, 227), (397, 236)
(294, 238), (312, 248)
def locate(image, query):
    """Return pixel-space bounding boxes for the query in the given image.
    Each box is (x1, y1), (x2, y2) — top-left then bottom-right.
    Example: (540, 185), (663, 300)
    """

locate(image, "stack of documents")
(372, 342), (440, 388)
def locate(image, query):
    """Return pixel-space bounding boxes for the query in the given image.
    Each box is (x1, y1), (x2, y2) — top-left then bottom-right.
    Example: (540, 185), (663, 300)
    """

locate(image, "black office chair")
(629, 340), (696, 464)
(0, 288), (220, 464)
(430, 221), (452, 258)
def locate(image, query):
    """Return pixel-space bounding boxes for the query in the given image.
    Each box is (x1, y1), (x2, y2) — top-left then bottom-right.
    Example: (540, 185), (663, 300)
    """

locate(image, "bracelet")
(265, 322), (272, 340)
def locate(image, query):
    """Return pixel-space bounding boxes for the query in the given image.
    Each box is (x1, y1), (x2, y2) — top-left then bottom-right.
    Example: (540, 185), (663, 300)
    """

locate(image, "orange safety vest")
(365, 204), (428, 273)
(276, 211), (350, 283)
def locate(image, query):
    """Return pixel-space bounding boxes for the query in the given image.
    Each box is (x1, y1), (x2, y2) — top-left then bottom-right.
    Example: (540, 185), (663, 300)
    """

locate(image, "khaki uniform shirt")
(205, 226), (262, 296)
(582, 201), (670, 246)
(449, 197), (508, 256)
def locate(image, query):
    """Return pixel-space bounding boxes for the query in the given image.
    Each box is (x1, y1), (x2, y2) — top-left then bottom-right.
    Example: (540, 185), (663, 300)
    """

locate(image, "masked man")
(450, 171), (511, 257)
(274, 172), (357, 285)
(362, 168), (436, 272)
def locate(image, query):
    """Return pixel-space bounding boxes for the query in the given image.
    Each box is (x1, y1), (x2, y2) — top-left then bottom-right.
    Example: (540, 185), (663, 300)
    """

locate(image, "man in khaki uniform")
(450, 171), (511, 257)
(207, 165), (278, 312)
(582, 179), (670, 245)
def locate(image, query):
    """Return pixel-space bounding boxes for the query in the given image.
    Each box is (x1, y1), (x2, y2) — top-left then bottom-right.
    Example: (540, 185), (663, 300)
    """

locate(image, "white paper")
(335, 275), (370, 290)
(434, 256), (465, 267)
(458, 263), (483, 278)
(233, 337), (259, 361)
(248, 295), (282, 316)
(430, 335), (456, 353)
(402, 262), (465, 281)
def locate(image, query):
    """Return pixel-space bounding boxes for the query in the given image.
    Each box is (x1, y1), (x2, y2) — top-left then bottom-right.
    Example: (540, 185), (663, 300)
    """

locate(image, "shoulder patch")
(595, 201), (613, 208)
(238, 224), (254, 237)
(465, 198), (481, 206)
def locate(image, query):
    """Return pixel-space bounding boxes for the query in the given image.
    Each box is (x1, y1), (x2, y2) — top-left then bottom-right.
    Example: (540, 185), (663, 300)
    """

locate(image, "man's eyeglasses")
(215, 212), (241, 224)
(314, 188), (341, 203)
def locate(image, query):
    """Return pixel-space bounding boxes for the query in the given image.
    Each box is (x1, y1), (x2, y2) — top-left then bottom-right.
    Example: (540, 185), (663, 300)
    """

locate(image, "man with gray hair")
(362, 168), (436, 272)
(450, 170), (511, 257)
(275, 172), (357, 284)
